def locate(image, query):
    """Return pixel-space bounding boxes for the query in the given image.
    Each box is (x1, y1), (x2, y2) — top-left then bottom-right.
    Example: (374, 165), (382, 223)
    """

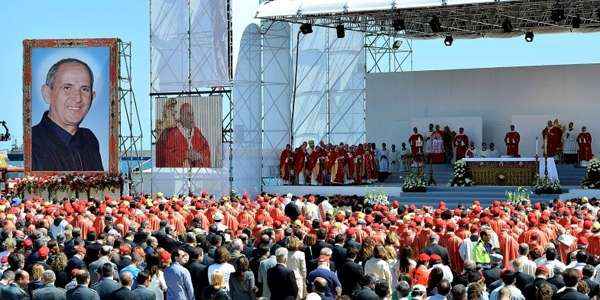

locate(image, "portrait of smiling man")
(31, 58), (103, 171)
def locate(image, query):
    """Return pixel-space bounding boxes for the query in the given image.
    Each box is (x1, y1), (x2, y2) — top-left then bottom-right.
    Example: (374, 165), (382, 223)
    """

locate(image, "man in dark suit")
(332, 234), (347, 269)
(91, 263), (120, 300)
(267, 247), (298, 300)
(523, 266), (556, 299)
(110, 271), (134, 300)
(32, 270), (67, 300)
(339, 247), (363, 296)
(482, 253), (503, 289)
(311, 229), (332, 260)
(66, 270), (100, 300)
(582, 265), (599, 298)
(514, 268), (535, 292)
(554, 268), (590, 300)
(131, 272), (156, 300)
(185, 247), (208, 300)
(423, 234), (450, 266)
(0, 270), (29, 300)
(352, 274), (379, 300)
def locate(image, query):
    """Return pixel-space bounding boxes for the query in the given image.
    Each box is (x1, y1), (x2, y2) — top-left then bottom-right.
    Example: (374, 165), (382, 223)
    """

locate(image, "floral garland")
(402, 172), (427, 192)
(534, 176), (562, 194)
(12, 174), (123, 197)
(582, 158), (600, 189)
(449, 159), (473, 187)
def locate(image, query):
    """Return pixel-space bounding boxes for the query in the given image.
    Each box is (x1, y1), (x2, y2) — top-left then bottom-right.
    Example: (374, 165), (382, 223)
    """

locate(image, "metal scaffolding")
(118, 41), (144, 194)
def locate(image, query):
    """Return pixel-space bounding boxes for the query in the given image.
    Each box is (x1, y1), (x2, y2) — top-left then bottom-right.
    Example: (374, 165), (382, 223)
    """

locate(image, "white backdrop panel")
(262, 22), (292, 179)
(409, 117), (482, 150)
(366, 63), (600, 157)
(233, 24), (262, 196)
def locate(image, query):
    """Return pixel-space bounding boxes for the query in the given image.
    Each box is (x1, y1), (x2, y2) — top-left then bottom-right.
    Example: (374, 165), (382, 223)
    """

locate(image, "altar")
(463, 157), (558, 186)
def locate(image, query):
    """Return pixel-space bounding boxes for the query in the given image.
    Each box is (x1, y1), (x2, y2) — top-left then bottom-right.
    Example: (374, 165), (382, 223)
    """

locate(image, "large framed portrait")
(23, 39), (120, 174)
(155, 95), (223, 168)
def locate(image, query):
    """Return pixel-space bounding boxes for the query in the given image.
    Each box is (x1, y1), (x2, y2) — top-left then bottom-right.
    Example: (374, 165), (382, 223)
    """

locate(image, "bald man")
(156, 102), (211, 167)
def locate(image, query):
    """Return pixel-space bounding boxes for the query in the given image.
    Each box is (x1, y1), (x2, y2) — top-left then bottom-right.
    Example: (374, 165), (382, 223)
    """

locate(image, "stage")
(264, 184), (600, 207)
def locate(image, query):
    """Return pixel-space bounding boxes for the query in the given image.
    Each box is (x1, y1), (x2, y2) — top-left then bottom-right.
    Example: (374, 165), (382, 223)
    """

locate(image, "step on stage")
(263, 184), (600, 207)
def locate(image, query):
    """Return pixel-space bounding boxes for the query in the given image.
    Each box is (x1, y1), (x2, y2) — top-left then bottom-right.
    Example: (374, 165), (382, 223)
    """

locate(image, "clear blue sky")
(1, 1), (600, 151)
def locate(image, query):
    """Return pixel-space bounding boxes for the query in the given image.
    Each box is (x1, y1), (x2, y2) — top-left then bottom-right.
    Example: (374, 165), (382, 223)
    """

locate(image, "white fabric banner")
(262, 21), (292, 179)
(233, 24), (262, 196)
(151, 0), (228, 93)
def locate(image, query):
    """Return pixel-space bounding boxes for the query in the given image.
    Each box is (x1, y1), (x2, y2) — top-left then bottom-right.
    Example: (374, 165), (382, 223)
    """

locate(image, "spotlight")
(300, 23), (313, 35)
(336, 24), (345, 38)
(572, 15), (582, 28)
(392, 18), (406, 31)
(524, 31), (534, 42)
(392, 40), (402, 49)
(502, 18), (513, 33)
(444, 35), (453, 46)
(429, 16), (442, 33)
(550, 4), (565, 23)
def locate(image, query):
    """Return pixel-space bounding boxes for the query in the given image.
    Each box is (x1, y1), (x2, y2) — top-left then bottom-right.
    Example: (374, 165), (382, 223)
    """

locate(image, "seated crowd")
(0, 191), (599, 299)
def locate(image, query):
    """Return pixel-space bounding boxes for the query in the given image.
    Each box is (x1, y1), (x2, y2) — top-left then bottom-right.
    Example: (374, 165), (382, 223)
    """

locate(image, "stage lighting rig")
(0, 121), (10, 142)
(571, 15), (581, 28)
(336, 24), (345, 38)
(429, 16), (442, 33)
(502, 18), (513, 33)
(524, 31), (534, 42)
(444, 35), (453, 46)
(392, 18), (405, 31)
(300, 23), (313, 35)
(550, 2), (565, 23)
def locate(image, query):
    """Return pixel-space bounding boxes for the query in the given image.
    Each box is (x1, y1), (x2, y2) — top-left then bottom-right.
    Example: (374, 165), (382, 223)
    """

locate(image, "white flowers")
(450, 159), (473, 187)
(366, 190), (389, 205)
(403, 173), (427, 192)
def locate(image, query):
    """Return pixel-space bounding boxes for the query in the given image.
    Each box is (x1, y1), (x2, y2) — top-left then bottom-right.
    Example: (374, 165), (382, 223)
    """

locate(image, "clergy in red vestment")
(504, 125), (521, 157)
(409, 127), (424, 156)
(453, 128), (469, 160)
(441, 224), (464, 273)
(331, 148), (347, 185)
(577, 126), (593, 161)
(156, 103), (211, 168)
(293, 143), (308, 184)
(354, 145), (365, 185)
(498, 226), (519, 269)
(307, 145), (324, 185)
(280, 144), (294, 183)
(542, 120), (563, 157)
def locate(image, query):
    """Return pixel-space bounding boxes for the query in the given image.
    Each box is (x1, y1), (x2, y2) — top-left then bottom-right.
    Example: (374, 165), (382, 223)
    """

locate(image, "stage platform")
(264, 184), (599, 207)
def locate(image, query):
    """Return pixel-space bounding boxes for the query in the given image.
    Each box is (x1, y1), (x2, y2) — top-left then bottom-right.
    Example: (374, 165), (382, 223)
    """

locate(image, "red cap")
(584, 220), (592, 230)
(418, 253), (430, 262)
(159, 250), (171, 263)
(430, 254), (442, 263)
(38, 246), (49, 258)
(23, 239), (33, 248)
(536, 265), (549, 274)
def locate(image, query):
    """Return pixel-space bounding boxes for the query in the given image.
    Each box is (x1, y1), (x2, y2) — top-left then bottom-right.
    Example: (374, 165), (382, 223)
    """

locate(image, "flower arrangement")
(13, 174), (123, 198)
(449, 159), (473, 187)
(582, 158), (600, 189)
(534, 176), (562, 194)
(402, 172), (427, 192)
(365, 189), (389, 206)
(505, 186), (532, 205)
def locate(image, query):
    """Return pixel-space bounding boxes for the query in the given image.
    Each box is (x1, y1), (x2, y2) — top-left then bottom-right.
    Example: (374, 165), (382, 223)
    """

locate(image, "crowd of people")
(0, 188), (600, 299)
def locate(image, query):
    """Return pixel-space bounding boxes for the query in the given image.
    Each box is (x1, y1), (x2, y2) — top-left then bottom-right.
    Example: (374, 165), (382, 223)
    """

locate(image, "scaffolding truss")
(365, 34), (413, 73)
(118, 41), (144, 194)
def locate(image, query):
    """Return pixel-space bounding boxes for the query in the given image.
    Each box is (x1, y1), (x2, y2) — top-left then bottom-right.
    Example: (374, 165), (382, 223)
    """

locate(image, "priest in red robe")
(542, 120), (563, 157)
(156, 103), (211, 167)
(409, 127), (424, 156)
(279, 144), (293, 184)
(293, 143), (308, 184)
(330, 147), (346, 185)
(498, 225), (519, 269)
(577, 126), (593, 161)
(453, 127), (469, 160)
(504, 125), (521, 157)
(441, 224), (464, 273)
